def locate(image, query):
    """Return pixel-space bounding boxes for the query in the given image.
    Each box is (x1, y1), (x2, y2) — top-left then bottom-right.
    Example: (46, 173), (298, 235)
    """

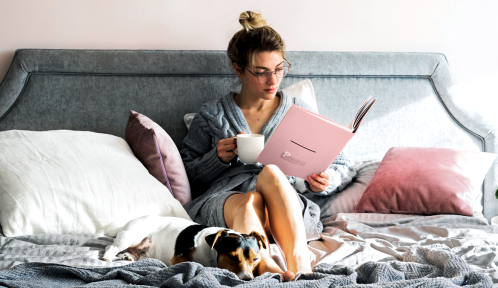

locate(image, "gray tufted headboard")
(0, 49), (496, 220)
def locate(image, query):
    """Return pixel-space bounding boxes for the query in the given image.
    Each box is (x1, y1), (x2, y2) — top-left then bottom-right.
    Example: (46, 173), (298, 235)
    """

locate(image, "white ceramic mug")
(234, 134), (264, 164)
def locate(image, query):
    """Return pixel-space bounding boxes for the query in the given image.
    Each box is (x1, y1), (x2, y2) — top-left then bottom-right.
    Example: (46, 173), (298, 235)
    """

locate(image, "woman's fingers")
(217, 137), (238, 163)
(222, 150), (236, 158)
(223, 142), (237, 151)
(308, 180), (325, 192)
(311, 173), (327, 185)
(217, 132), (246, 163)
(307, 172), (329, 192)
(218, 138), (236, 150)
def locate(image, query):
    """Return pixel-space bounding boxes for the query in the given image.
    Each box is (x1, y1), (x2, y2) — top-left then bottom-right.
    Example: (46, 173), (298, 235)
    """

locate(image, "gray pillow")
(303, 154), (383, 219)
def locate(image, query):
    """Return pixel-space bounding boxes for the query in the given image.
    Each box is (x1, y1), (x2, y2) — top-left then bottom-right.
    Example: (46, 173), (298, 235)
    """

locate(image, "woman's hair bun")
(239, 11), (267, 32)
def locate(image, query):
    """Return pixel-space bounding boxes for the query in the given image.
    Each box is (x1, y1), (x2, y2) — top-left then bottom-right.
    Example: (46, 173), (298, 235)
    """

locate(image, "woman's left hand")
(307, 172), (330, 192)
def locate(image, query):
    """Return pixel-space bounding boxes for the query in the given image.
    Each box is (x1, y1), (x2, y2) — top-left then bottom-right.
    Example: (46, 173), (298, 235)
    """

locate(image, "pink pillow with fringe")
(125, 110), (191, 205)
(356, 147), (496, 216)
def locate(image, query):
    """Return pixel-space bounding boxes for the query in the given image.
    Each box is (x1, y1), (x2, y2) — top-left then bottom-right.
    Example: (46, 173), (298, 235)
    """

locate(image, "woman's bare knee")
(256, 165), (294, 194)
(261, 164), (285, 178)
(257, 165), (287, 188)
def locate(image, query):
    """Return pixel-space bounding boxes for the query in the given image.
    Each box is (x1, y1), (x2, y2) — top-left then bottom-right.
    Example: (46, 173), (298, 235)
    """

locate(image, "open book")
(256, 96), (377, 179)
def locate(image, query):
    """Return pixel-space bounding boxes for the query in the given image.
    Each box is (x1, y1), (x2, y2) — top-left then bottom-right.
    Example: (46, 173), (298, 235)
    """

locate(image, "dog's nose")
(241, 275), (253, 281)
(238, 272), (254, 281)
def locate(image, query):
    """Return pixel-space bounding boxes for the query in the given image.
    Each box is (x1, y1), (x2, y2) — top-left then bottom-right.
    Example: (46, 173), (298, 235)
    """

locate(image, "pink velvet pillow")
(125, 110), (191, 205)
(356, 147), (496, 216)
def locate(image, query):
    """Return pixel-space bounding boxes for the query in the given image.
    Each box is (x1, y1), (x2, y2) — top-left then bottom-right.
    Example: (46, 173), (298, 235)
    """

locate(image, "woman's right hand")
(217, 132), (246, 163)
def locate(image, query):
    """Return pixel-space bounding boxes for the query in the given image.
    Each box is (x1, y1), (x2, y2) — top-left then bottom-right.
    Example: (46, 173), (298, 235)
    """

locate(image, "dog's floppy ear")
(249, 231), (267, 250)
(205, 230), (228, 250)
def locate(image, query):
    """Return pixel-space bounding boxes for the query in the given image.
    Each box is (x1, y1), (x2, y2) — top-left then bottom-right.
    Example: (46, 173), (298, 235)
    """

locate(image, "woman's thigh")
(224, 192), (272, 236)
(190, 191), (242, 228)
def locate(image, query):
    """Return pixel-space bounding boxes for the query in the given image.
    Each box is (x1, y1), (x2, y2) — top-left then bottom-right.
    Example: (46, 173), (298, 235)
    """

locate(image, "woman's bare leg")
(224, 191), (291, 279)
(254, 165), (312, 274)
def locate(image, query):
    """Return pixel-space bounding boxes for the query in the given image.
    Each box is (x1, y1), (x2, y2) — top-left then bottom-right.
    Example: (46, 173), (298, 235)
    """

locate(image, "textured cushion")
(125, 110), (191, 205)
(0, 130), (191, 236)
(355, 147), (496, 216)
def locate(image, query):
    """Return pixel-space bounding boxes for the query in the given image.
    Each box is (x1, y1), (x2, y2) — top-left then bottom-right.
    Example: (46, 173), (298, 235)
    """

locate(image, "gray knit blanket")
(0, 243), (491, 287)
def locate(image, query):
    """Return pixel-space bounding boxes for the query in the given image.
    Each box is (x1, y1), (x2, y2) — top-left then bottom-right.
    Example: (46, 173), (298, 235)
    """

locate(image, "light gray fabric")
(0, 233), (126, 270)
(0, 50), (495, 220)
(317, 213), (498, 280)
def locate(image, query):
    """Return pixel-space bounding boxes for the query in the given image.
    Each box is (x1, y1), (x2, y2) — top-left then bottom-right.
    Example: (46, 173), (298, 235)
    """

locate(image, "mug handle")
(232, 132), (247, 155)
(232, 136), (238, 155)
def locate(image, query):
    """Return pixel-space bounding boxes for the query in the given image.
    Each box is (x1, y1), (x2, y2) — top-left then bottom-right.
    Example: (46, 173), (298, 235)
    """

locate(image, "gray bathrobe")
(181, 91), (357, 240)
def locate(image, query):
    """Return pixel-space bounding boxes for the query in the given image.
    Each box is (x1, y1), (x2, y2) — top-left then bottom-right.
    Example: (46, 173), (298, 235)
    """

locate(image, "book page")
(348, 95), (372, 130)
(352, 97), (377, 133)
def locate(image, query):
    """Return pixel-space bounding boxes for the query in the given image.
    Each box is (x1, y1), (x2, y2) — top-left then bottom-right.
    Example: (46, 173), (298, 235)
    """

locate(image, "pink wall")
(0, 1), (215, 76)
(1, 0), (498, 99)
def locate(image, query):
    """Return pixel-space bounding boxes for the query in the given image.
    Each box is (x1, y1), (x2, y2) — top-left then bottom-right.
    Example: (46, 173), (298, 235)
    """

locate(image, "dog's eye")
(229, 255), (240, 262)
(252, 258), (259, 262)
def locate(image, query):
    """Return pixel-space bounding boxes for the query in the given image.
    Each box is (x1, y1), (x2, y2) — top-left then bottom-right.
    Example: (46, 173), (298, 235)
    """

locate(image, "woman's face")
(238, 51), (285, 100)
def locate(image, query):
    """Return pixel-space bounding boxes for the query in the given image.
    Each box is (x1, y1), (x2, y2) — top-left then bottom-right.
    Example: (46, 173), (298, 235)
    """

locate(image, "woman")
(181, 11), (356, 281)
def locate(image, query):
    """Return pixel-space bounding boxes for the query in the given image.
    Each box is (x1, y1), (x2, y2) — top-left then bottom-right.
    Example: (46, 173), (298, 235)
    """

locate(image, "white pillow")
(183, 79), (318, 130)
(281, 79), (318, 112)
(0, 130), (191, 237)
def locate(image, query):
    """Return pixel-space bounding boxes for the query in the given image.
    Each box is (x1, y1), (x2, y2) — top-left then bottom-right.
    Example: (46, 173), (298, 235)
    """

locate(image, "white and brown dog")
(102, 215), (266, 280)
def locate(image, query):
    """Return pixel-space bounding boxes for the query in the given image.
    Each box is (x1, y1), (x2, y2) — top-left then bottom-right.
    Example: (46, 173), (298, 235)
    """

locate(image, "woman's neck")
(233, 91), (281, 134)
(234, 90), (280, 112)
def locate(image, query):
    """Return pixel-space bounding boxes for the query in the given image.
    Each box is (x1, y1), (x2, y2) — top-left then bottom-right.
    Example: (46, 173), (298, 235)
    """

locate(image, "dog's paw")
(121, 252), (135, 261)
(120, 252), (137, 261)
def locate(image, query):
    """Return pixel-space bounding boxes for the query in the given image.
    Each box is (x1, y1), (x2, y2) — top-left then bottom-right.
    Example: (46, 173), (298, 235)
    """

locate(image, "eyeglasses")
(243, 60), (291, 83)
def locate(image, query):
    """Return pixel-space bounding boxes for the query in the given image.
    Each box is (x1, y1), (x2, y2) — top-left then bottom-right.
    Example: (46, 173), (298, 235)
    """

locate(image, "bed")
(0, 49), (497, 287)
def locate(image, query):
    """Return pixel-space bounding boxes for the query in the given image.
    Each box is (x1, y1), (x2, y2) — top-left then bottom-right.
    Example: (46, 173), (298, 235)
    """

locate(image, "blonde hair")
(227, 11), (286, 69)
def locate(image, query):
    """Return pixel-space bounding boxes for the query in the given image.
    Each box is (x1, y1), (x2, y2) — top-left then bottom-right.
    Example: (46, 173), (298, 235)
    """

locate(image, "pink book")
(256, 96), (376, 179)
